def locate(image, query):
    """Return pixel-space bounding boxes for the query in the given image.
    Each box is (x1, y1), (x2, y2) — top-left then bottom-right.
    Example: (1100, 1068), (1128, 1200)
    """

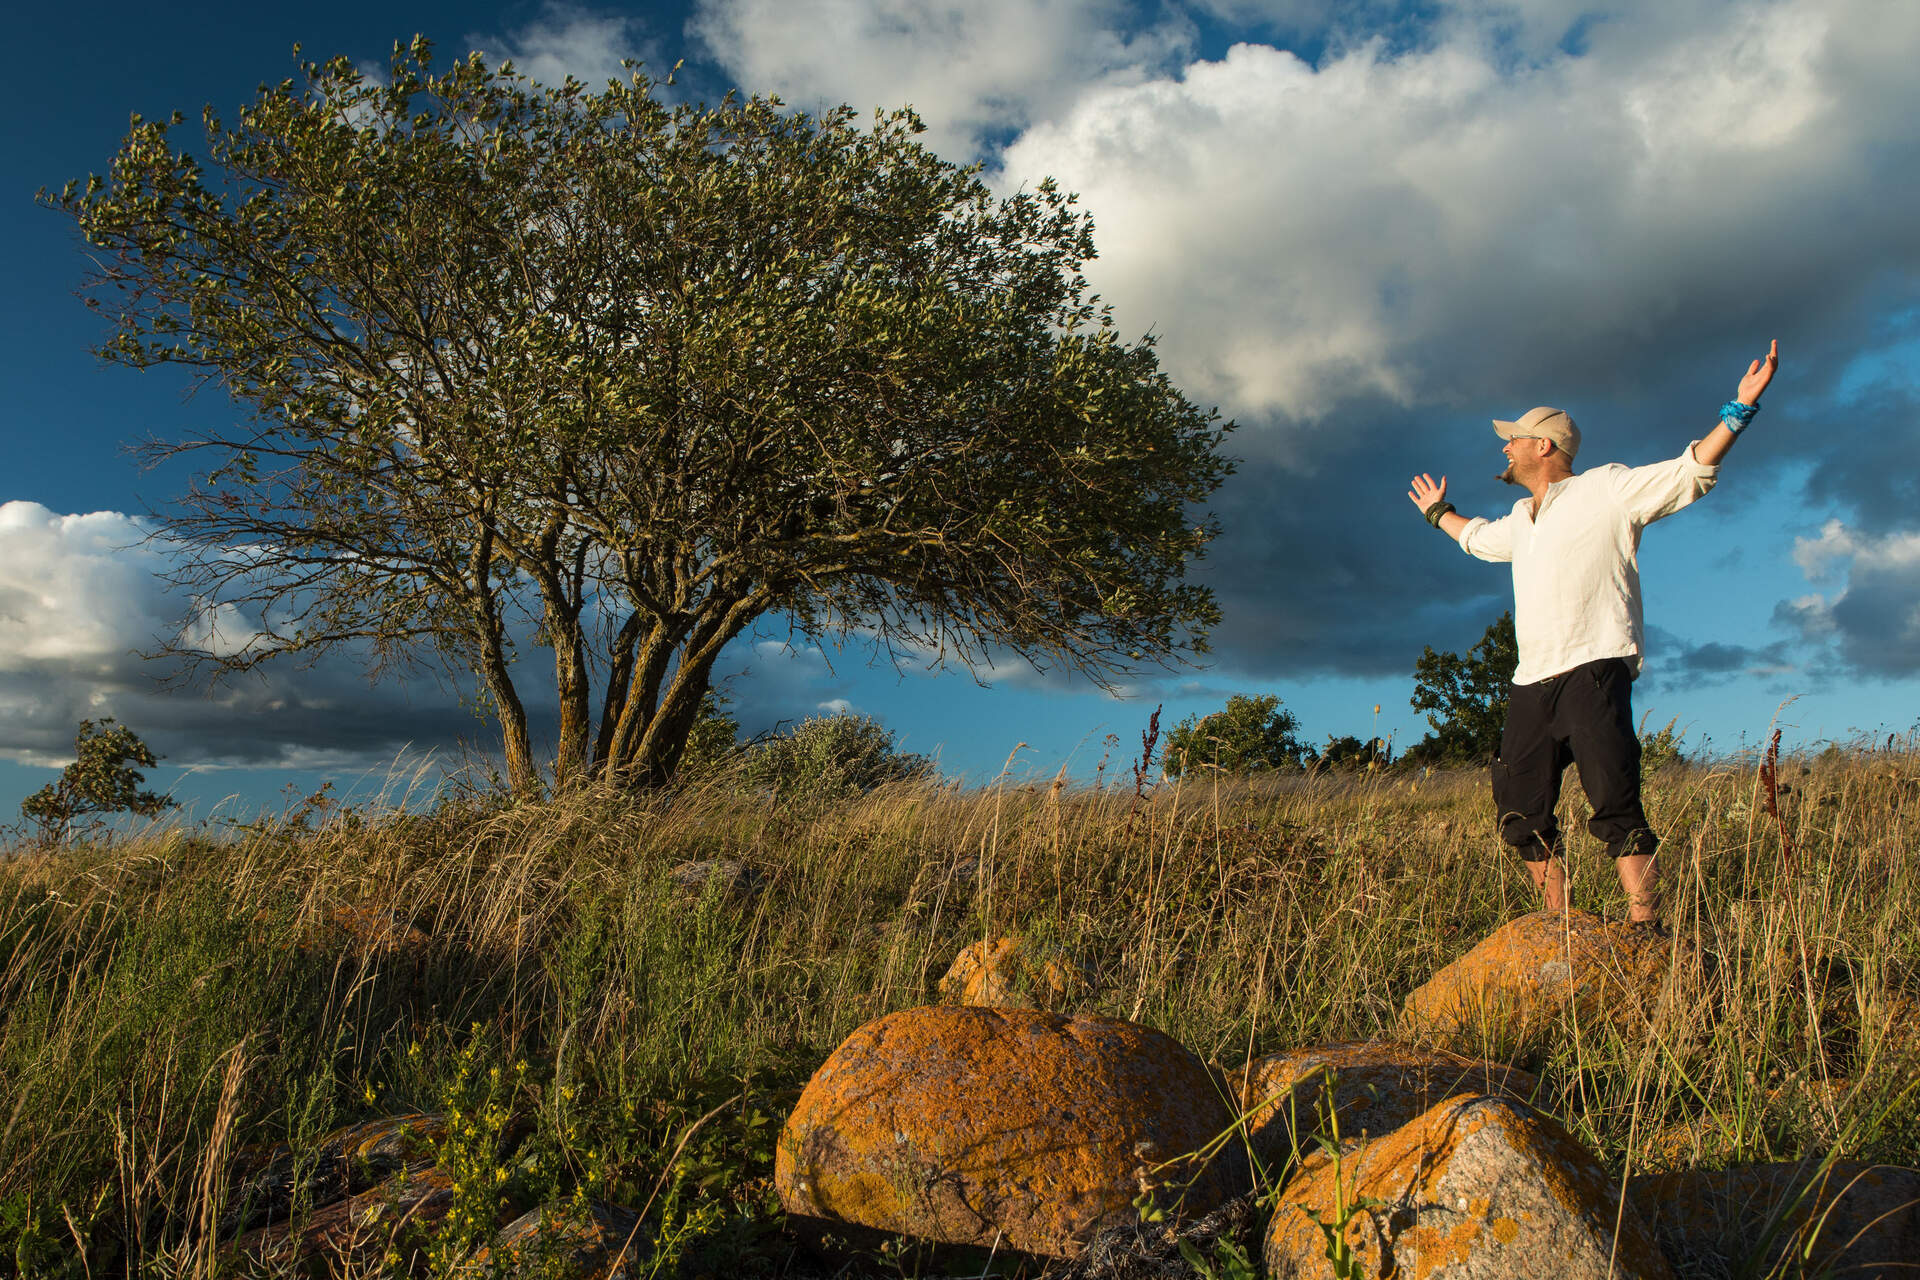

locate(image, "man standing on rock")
(1407, 340), (1779, 926)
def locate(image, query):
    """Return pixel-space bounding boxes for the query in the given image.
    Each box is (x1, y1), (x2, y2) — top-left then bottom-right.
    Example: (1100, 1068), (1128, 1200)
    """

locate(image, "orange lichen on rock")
(1228, 1041), (1541, 1177)
(1626, 1159), (1920, 1278)
(775, 1004), (1248, 1259)
(1263, 1094), (1674, 1279)
(1401, 909), (1677, 1052)
(937, 937), (1087, 1008)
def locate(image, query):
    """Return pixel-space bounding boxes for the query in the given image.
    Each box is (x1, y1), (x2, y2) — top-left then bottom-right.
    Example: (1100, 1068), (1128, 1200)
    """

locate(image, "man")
(1407, 340), (1779, 925)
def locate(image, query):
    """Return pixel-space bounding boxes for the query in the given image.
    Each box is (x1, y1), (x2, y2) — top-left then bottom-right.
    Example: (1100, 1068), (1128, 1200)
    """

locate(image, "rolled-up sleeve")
(1459, 513), (1516, 563)
(1612, 442), (1719, 526)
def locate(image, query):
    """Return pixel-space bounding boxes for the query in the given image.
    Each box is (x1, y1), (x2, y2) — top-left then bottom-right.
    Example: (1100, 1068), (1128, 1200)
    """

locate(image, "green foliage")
(676, 693), (743, 779)
(1640, 716), (1688, 777)
(19, 719), (174, 844)
(1312, 734), (1391, 772)
(1407, 612), (1517, 765)
(51, 39), (1233, 794)
(1163, 694), (1309, 777)
(741, 712), (932, 797)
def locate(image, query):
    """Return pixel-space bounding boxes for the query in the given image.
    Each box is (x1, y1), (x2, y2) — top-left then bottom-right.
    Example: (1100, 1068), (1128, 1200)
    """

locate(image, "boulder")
(1228, 1042), (1540, 1177)
(1263, 1094), (1673, 1280)
(1626, 1160), (1920, 1278)
(776, 1004), (1249, 1261)
(938, 937), (1087, 1008)
(464, 1201), (643, 1278)
(1401, 909), (1675, 1052)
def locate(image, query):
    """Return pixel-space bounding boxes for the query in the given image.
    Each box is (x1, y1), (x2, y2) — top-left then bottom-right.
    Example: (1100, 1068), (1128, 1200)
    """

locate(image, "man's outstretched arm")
(1408, 472), (1471, 541)
(1694, 338), (1779, 466)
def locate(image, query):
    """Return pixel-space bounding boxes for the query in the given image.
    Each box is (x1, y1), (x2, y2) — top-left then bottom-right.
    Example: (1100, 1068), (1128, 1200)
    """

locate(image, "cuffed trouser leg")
(1492, 678), (1572, 863)
(1565, 658), (1657, 860)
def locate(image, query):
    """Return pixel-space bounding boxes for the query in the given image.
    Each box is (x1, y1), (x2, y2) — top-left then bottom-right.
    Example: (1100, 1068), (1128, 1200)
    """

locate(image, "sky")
(5, 0), (1920, 822)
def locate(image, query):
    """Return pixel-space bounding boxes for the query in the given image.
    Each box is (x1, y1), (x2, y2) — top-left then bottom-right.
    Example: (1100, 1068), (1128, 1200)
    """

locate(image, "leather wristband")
(1425, 500), (1456, 529)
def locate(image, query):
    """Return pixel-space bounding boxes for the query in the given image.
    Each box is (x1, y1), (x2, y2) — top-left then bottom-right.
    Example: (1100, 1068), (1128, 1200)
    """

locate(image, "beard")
(1497, 463), (1521, 486)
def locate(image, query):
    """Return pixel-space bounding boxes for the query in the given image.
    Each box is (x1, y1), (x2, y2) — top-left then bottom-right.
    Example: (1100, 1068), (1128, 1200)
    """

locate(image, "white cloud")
(1784, 520), (1920, 675)
(0, 502), (489, 768)
(995, 0), (1913, 427)
(691, 0), (1196, 158)
(466, 3), (664, 89)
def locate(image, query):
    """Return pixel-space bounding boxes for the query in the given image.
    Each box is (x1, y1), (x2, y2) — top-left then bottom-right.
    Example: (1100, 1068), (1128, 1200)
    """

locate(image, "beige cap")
(1493, 406), (1580, 460)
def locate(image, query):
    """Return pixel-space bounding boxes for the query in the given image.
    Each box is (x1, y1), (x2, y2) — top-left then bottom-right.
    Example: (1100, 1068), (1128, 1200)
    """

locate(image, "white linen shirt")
(1456, 443), (1718, 686)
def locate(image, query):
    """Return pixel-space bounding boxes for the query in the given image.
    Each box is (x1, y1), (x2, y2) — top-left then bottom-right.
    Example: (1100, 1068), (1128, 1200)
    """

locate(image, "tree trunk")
(592, 611), (643, 771)
(548, 605), (593, 789)
(474, 634), (538, 796)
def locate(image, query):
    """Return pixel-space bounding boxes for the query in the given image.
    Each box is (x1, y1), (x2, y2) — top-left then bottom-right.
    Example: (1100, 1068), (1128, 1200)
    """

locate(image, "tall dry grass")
(1, 736), (1917, 1275)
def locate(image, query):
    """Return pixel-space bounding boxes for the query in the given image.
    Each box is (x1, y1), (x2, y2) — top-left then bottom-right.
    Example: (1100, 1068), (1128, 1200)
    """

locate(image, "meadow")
(2, 733), (1917, 1277)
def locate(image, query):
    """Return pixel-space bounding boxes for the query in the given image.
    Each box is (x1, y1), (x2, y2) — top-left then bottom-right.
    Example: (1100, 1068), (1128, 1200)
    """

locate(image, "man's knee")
(1605, 827), (1658, 861)
(1499, 810), (1563, 861)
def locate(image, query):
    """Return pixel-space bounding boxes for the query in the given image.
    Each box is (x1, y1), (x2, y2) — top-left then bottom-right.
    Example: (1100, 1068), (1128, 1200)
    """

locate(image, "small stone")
(937, 936), (1088, 1008)
(463, 1201), (642, 1278)
(666, 859), (760, 899)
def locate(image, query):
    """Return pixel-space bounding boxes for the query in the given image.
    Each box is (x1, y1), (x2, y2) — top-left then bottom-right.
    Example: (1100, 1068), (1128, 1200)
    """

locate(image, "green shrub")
(740, 712), (932, 797)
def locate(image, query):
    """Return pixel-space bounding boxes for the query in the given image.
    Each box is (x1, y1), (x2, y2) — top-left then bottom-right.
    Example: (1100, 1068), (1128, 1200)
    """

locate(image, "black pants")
(1491, 657), (1655, 863)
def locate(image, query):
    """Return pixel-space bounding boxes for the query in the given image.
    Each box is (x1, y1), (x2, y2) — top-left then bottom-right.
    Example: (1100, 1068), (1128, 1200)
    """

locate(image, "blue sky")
(5, 0), (1920, 822)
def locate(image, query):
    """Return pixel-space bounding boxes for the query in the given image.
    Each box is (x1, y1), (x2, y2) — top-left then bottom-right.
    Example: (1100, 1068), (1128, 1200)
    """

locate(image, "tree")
(1163, 694), (1309, 778)
(21, 720), (176, 843)
(1407, 612), (1517, 764)
(51, 40), (1233, 793)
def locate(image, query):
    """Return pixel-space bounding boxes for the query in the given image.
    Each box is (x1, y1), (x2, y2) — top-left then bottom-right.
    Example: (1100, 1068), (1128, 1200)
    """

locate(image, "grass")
(1, 734), (1917, 1276)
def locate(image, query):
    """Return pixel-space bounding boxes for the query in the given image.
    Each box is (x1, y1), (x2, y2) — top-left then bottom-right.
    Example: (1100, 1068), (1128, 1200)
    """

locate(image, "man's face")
(1498, 434), (1549, 486)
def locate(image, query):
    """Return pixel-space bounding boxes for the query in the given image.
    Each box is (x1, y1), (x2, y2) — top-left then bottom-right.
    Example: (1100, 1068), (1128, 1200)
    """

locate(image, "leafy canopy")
(50, 38), (1234, 793)
(20, 719), (176, 843)
(1407, 612), (1517, 765)
(1162, 694), (1309, 778)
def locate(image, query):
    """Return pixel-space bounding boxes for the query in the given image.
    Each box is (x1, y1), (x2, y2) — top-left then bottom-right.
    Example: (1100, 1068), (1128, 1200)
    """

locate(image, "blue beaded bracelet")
(1718, 399), (1759, 433)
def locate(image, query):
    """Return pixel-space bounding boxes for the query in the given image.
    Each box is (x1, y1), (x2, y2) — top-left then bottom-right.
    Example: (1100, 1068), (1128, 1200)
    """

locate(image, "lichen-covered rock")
(776, 1004), (1249, 1260)
(1263, 1094), (1673, 1280)
(938, 937), (1087, 1008)
(223, 1111), (446, 1234)
(463, 1201), (642, 1278)
(1626, 1160), (1920, 1278)
(231, 1164), (464, 1271)
(1229, 1042), (1540, 1176)
(1401, 909), (1675, 1052)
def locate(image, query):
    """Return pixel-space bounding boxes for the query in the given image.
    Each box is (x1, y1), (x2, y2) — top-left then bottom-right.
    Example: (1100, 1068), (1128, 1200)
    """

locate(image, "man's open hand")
(1737, 338), (1779, 405)
(1408, 472), (1447, 515)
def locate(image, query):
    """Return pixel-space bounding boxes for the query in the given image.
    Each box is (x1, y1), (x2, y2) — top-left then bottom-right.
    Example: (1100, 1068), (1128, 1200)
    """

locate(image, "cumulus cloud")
(465, 2), (665, 88)
(0, 503), (889, 770)
(998, 0), (1913, 429)
(1783, 520), (1920, 676)
(691, 0), (1197, 158)
(0, 502), (516, 769)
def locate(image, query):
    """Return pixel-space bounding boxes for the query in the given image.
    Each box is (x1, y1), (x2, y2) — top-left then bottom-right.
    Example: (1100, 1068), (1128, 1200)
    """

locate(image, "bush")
(741, 713), (933, 797)
(1163, 694), (1309, 777)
